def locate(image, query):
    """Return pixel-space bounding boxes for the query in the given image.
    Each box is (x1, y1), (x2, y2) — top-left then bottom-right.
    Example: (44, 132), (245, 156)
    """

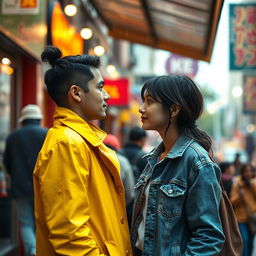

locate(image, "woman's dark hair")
(41, 45), (100, 106)
(141, 74), (212, 153)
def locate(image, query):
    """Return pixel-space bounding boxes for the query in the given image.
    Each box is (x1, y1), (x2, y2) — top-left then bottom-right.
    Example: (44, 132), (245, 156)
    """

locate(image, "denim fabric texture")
(131, 135), (225, 256)
(238, 223), (254, 256)
(16, 197), (36, 256)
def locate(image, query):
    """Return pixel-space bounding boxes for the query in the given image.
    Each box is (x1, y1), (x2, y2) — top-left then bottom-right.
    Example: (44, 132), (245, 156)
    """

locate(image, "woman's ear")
(170, 104), (181, 119)
(69, 85), (82, 102)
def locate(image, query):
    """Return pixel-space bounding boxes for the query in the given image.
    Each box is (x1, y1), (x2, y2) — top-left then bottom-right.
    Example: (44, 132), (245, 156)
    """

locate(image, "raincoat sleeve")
(185, 162), (225, 255)
(38, 140), (107, 256)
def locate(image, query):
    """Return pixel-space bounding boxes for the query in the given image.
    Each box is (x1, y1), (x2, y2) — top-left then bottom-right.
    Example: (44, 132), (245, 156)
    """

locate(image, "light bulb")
(94, 45), (105, 56)
(80, 28), (93, 40)
(64, 4), (77, 16)
(106, 64), (116, 73)
(2, 58), (11, 65)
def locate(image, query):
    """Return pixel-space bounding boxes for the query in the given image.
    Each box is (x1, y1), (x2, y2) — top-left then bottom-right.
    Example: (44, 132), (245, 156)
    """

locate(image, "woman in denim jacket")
(131, 75), (225, 256)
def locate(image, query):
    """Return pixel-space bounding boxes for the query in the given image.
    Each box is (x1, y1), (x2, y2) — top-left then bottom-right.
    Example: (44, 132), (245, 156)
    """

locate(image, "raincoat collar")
(53, 107), (106, 147)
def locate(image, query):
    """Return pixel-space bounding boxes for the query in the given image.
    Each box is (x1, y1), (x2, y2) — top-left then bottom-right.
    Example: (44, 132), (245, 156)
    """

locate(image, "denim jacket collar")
(145, 134), (194, 160)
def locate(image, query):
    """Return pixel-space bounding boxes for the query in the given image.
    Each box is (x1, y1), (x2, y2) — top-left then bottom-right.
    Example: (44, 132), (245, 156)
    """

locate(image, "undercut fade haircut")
(41, 46), (100, 106)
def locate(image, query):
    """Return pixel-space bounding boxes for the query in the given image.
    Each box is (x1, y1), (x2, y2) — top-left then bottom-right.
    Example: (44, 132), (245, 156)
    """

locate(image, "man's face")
(80, 68), (110, 121)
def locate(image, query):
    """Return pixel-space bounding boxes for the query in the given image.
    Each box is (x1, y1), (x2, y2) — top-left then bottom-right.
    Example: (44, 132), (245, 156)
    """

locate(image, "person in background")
(131, 75), (225, 255)
(233, 152), (243, 176)
(219, 161), (235, 198)
(230, 163), (256, 256)
(104, 134), (135, 227)
(121, 126), (148, 182)
(34, 46), (132, 255)
(3, 104), (48, 256)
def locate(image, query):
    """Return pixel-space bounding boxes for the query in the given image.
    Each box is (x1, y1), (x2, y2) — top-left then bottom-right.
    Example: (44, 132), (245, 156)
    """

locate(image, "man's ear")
(170, 104), (181, 119)
(69, 85), (82, 102)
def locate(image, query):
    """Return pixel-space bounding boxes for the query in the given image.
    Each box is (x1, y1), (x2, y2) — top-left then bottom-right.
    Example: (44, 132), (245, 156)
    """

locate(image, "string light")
(94, 45), (105, 56)
(80, 28), (93, 40)
(64, 4), (77, 16)
(2, 58), (11, 65)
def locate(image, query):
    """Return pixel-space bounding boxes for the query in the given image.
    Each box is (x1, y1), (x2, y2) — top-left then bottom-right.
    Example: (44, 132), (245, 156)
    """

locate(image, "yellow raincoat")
(33, 107), (132, 256)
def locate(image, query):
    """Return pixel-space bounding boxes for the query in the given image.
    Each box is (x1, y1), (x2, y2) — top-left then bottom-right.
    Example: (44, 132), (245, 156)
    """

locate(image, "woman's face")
(243, 165), (254, 181)
(139, 91), (169, 132)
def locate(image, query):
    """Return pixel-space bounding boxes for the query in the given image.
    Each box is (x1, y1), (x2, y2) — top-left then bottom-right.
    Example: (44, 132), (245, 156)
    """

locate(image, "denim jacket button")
(168, 188), (173, 194)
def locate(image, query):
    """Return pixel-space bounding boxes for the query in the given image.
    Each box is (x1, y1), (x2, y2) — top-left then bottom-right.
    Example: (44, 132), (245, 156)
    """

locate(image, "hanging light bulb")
(106, 64), (116, 73)
(64, 4), (77, 16)
(2, 58), (11, 65)
(80, 28), (93, 40)
(94, 45), (105, 56)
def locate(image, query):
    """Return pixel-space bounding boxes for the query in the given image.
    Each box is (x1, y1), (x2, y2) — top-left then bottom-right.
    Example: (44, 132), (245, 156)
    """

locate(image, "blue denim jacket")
(131, 135), (225, 256)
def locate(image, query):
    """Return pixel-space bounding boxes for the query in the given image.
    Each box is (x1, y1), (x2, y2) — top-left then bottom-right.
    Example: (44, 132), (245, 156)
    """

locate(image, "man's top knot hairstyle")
(41, 45), (62, 66)
(41, 45), (101, 107)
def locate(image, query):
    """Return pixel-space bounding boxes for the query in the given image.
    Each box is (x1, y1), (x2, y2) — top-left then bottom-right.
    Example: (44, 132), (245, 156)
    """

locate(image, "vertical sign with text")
(229, 4), (256, 70)
(243, 75), (256, 114)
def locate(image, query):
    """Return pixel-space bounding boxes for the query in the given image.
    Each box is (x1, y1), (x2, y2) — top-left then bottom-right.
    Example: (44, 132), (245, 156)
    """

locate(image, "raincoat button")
(120, 216), (125, 224)
(116, 186), (122, 193)
(125, 249), (129, 255)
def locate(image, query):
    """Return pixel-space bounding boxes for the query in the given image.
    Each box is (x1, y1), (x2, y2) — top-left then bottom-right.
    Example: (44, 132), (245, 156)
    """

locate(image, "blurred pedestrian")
(121, 126), (148, 182)
(104, 134), (135, 227)
(219, 161), (235, 197)
(34, 46), (132, 255)
(3, 104), (48, 256)
(246, 134), (255, 162)
(233, 152), (243, 176)
(131, 75), (225, 255)
(230, 163), (256, 256)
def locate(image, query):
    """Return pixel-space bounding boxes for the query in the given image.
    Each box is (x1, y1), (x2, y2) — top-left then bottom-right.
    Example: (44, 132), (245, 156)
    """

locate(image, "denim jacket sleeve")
(184, 161), (225, 255)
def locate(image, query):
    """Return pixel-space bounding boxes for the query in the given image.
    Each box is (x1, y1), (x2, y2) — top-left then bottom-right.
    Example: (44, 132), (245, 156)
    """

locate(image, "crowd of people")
(219, 158), (256, 256)
(2, 46), (256, 255)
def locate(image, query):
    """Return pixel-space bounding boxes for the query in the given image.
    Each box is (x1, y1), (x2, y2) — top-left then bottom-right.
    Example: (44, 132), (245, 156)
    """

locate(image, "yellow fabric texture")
(34, 107), (132, 256)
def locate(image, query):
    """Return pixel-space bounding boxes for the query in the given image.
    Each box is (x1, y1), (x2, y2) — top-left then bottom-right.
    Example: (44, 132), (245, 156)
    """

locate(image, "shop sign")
(243, 74), (256, 114)
(104, 78), (130, 106)
(229, 4), (256, 70)
(0, 0), (46, 58)
(165, 54), (198, 77)
(49, 2), (83, 56)
(2, 0), (39, 14)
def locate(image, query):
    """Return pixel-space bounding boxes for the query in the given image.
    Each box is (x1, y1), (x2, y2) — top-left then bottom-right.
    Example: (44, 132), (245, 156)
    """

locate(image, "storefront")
(0, 0), (47, 254)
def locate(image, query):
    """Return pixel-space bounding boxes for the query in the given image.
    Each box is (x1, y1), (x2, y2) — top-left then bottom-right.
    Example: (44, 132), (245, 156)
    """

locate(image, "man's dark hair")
(129, 126), (147, 141)
(41, 45), (100, 106)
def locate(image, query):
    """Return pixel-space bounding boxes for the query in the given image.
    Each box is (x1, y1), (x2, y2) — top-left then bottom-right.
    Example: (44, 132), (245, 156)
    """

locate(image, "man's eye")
(147, 99), (153, 104)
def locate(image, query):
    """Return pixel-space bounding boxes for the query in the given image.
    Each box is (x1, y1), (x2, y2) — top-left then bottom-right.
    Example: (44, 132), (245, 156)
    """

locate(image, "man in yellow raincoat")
(33, 46), (132, 256)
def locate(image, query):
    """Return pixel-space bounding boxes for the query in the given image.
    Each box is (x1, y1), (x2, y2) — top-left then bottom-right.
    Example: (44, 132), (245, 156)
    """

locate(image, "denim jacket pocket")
(158, 183), (186, 219)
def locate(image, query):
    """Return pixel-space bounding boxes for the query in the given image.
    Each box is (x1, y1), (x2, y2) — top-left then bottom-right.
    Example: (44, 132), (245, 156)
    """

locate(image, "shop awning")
(88, 0), (224, 62)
